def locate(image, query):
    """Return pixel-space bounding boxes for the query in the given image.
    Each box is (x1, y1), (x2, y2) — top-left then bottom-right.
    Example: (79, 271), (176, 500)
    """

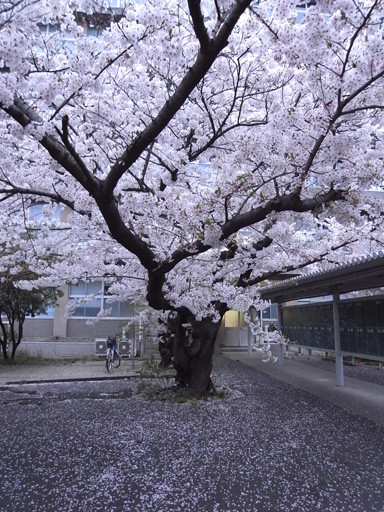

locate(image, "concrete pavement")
(0, 358), (144, 385)
(225, 351), (384, 427)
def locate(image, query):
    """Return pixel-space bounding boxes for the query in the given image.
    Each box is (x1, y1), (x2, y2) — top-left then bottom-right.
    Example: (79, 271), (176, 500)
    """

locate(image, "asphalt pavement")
(1, 351), (383, 426)
(225, 351), (384, 427)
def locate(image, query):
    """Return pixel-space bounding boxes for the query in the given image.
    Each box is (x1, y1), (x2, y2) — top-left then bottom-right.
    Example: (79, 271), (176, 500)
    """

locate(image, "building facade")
(23, 280), (134, 342)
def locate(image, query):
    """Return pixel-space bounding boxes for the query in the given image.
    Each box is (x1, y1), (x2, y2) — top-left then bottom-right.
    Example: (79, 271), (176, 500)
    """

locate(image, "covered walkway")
(260, 252), (384, 387)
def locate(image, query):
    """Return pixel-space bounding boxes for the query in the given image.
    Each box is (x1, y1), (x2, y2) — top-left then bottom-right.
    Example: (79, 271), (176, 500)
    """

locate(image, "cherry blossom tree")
(1, 0), (384, 393)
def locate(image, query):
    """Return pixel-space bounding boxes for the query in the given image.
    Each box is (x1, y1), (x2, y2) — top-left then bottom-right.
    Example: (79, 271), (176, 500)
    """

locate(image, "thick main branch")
(161, 188), (345, 275)
(103, 0), (253, 195)
(2, 98), (99, 195)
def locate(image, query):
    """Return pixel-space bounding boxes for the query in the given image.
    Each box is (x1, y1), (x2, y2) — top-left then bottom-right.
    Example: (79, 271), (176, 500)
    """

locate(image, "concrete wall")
(19, 338), (149, 359)
(23, 318), (55, 339)
(66, 319), (128, 339)
(22, 318), (128, 341)
(218, 325), (249, 348)
(19, 341), (95, 359)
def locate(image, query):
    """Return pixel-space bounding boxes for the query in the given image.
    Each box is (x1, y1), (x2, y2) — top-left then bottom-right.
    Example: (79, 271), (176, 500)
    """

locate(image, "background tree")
(0, 0), (384, 392)
(0, 272), (61, 360)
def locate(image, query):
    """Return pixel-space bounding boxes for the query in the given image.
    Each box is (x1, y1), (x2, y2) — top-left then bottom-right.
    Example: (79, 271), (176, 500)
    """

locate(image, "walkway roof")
(260, 252), (384, 303)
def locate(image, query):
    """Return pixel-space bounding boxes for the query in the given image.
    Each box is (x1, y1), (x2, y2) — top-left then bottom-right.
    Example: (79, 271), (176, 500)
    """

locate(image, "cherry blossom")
(0, 0), (384, 393)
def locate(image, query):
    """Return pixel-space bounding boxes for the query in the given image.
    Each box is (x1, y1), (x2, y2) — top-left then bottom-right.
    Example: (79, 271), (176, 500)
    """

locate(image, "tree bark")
(7, 318), (22, 359)
(0, 317), (9, 360)
(11, 339), (18, 359)
(166, 312), (222, 396)
(1, 340), (9, 360)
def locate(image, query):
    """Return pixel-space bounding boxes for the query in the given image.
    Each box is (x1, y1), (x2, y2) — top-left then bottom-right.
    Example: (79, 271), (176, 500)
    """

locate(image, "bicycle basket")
(106, 336), (116, 348)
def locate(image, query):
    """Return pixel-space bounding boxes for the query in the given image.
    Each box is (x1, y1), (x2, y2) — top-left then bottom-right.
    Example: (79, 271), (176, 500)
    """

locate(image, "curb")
(2, 372), (176, 386)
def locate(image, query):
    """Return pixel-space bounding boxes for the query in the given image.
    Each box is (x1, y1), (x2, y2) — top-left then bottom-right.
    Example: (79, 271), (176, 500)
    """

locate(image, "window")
(103, 0), (127, 8)
(296, 1), (316, 7)
(262, 304), (278, 320)
(37, 23), (59, 36)
(296, 1), (317, 22)
(28, 203), (61, 221)
(26, 305), (55, 319)
(37, 306), (55, 318)
(87, 26), (102, 37)
(37, 22), (75, 52)
(69, 281), (134, 318)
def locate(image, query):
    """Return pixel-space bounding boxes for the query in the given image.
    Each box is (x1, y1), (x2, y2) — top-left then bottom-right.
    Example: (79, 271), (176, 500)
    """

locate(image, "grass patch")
(139, 353), (176, 378)
(0, 352), (94, 366)
(0, 351), (54, 366)
(141, 383), (229, 405)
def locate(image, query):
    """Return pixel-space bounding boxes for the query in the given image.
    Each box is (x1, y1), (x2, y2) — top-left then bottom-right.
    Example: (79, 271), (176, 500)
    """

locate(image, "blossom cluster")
(0, 0), (383, 324)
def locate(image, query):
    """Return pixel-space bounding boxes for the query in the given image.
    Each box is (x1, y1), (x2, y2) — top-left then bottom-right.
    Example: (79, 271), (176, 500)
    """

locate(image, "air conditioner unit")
(119, 341), (130, 357)
(95, 338), (107, 356)
(119, 340), (137, 358)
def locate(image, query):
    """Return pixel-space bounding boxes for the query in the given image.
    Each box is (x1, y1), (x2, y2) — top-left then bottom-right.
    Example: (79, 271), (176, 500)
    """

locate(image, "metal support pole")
(247, 326), (253, 355)
(277, 343), (284, 366)
(132, 336), (136, 370)
(247, 307), (256, 355)
(238, 311), (241, 347)
(332, 291), (344, 387)
(139, 317), (144, 357)
(277, 304), (283, 332)
(277, 304), (284, 366)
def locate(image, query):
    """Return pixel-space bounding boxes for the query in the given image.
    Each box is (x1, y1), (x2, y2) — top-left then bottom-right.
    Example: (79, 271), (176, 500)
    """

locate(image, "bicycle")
(106, 335), (121, 372)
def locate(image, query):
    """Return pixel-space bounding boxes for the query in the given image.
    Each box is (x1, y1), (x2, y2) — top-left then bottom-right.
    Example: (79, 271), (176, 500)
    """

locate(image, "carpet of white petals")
(1, 356), (384, 512)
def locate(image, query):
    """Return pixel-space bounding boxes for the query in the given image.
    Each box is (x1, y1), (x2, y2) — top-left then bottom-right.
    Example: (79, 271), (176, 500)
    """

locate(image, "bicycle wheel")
(112, 350), (121, 368)
(106, 349), (113, 372)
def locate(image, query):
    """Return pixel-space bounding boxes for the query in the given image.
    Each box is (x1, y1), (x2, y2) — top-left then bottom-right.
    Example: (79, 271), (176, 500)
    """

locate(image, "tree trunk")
(8, 318), (22, 359)
(0, 318), (9, 360)
(1, 339), (9, 360)
(168, 312), (222, 396)
(11, 340), (18, 359)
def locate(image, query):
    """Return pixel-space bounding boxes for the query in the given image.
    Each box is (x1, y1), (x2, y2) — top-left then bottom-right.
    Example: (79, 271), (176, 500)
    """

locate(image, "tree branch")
(338, 68), (384, 109)
(341, 105), (384, 116)
(102, 0), (253, 196)
(159, 187), (345, 277)
(2, 97), (100, 196)
(300, 67), (384, 186)
(247, 239), (357, 289)
(339, 1), (379, 82)
(0, 186), (84, 213)
(187, 0), (211, 52)
(221, 188), (345, 240)
(249, 5), (279, 40)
